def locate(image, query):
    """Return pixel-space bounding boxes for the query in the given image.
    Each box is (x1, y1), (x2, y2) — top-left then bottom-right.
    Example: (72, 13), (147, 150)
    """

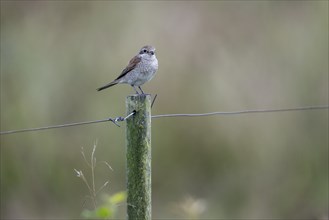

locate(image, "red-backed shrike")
(97, 45), (158, 94)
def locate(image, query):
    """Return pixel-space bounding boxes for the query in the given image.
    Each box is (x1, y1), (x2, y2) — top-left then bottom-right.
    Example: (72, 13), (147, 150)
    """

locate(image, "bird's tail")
(97, 81), (118, 91)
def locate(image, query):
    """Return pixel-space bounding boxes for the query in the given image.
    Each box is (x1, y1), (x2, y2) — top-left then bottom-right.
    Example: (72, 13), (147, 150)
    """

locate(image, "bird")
(97, 45), (158, 94)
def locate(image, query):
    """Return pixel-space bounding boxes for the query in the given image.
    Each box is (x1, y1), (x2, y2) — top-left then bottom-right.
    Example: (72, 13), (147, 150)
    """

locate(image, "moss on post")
(126, 94), (151, 220)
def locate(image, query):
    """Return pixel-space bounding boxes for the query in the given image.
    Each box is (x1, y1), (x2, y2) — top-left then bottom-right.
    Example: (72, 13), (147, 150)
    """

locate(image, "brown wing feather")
(97, 55), (141, 91)
(115, 55), (141, 80)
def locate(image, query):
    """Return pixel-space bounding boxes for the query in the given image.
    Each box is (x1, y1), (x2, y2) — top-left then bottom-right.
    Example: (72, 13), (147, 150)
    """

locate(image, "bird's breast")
(140, 58), (158, 75)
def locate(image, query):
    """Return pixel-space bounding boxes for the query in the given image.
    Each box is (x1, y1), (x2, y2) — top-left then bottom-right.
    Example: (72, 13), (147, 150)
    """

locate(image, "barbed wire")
(0, 105), (328, 135)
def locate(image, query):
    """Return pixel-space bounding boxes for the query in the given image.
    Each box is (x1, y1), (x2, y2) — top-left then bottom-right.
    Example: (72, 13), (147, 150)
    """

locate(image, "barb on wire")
(151, 94), (158, 108)
(0, 111), (136, 135)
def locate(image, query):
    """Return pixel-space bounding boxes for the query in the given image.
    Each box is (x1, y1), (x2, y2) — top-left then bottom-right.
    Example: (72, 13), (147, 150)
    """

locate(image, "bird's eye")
(150, 51), (154, 55)
(143, 49), (147, 53)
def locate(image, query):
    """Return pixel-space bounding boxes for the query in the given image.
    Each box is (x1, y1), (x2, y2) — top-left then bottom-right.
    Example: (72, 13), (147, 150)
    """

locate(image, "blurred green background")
(1, 1), (328, 219)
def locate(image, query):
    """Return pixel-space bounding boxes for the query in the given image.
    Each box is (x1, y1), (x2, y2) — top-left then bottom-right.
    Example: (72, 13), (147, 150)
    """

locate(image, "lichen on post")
(126, 94), (151, 220)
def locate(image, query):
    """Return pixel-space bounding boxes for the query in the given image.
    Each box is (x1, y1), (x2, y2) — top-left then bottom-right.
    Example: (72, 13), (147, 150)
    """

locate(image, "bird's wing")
(115, 55), (141, 80)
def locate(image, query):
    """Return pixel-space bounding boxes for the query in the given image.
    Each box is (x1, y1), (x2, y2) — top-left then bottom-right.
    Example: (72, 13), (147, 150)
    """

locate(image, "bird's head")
(139, 45), (156, 59)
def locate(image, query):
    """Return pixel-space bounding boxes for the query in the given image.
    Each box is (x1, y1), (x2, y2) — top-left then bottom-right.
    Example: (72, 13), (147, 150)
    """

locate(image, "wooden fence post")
(126, 94), (151, 220)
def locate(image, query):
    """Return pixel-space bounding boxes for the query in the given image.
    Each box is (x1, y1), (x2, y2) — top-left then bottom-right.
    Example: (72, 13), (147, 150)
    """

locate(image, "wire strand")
(0, 112), (136, 135)
(151, 105), (329, 118)
(0, 119), (110, 135)
(0, 105), (328, 135)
